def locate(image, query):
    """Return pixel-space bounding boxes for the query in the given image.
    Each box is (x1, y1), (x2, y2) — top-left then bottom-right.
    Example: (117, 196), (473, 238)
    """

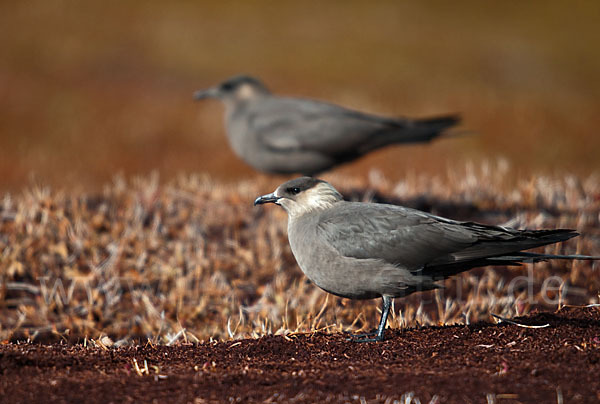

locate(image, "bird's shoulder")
(317, 201), (434, 230)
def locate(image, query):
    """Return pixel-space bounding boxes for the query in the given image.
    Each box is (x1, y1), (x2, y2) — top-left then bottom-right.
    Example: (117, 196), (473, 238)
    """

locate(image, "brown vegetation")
(1, 164), (599, 344)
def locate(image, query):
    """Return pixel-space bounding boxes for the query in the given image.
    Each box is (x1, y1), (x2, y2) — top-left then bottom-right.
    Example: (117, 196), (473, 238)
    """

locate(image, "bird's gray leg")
(347, 296), (392, 343)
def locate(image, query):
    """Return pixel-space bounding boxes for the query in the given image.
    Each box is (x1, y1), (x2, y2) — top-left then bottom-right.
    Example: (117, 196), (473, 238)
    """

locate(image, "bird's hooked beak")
(254, 192), (280, 206)
(193, 87), (220, 100)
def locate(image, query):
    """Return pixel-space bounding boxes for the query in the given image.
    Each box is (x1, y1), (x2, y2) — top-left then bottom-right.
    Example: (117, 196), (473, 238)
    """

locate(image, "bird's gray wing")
(247, 97), (396, 154)
(316, 203), (479, 269)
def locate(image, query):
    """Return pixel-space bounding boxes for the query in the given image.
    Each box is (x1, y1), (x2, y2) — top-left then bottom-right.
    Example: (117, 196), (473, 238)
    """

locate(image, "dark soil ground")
(1, 307), (599, 403)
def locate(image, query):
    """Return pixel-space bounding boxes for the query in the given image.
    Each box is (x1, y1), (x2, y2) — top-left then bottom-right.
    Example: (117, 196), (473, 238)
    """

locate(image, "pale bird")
(254, 177), (597, 342)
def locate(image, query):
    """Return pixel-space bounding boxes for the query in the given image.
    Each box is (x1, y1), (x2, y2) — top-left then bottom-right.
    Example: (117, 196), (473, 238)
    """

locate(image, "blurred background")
(1, 0), (599, 191)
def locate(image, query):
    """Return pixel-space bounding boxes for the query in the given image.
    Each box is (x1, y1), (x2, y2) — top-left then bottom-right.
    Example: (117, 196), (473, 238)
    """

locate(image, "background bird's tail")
(360, 114), (461, 153)
(376, 114), (461, 147)
(415, 115), (460, 132)
(409, 114), (461, 142)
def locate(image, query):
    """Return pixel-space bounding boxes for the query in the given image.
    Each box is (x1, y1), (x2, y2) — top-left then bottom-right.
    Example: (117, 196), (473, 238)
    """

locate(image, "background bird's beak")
(254, 192), (280, 206)
(193, 87), (220, 100)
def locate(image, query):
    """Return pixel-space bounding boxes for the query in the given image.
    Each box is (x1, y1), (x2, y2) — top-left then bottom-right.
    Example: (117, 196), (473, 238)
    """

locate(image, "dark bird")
(254, 177), (598, 342)
(194, 75), (459, 175)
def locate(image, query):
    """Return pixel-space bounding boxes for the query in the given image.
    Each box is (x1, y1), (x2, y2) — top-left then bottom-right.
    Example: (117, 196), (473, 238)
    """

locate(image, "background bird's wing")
(249, 97), (397, 154)
(316, 203), (479, 269)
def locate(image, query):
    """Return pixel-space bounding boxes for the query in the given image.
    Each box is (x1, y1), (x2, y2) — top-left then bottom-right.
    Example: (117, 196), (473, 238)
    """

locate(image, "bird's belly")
(289, 233), (383, 300)
(227, 124), (333, 174)
(233, 139), (333, 175)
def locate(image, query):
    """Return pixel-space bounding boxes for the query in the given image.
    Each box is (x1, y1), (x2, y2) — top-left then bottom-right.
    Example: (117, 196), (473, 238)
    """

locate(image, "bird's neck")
(283, 190), (343, 220)
(285, 201), (337, 220)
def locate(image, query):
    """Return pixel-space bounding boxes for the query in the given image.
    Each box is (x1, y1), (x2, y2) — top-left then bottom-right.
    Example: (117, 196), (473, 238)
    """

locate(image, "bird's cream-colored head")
(254, 177), (343, 218)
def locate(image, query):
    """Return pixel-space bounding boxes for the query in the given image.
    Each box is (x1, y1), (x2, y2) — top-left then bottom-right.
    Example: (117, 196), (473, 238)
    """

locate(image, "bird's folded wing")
(251, 97), (396, 154)
(316, 203), (478, 269)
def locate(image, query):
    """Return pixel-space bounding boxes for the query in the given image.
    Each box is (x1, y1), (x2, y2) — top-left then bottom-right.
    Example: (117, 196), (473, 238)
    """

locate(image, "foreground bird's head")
(254, 177), (343, 218)
(193, 75), (270, 104)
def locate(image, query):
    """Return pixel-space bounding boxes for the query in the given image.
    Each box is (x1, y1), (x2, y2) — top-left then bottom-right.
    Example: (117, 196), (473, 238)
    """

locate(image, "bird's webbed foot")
(345, 330), (386, 343)
(344, 329), (378, 341)
(345, 296), (392, 343)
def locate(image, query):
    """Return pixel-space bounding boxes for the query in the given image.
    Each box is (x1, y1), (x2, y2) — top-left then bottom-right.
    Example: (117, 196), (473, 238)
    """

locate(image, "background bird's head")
(194, 75), (270, 104)
(254, 177), (343, 217)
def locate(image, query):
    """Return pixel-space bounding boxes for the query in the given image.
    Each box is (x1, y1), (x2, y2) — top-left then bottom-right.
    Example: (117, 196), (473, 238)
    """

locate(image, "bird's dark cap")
(219, 75), (266, 92)
(277, 177), (325, 195)
(195, 75), (270, 100)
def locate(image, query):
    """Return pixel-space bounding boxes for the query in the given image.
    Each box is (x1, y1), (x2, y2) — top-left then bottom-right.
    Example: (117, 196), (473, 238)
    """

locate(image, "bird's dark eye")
(287, 187), (301, 195)
(221, 82), (234, 91)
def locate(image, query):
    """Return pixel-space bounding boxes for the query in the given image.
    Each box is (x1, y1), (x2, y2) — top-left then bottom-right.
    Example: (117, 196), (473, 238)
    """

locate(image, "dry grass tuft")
(1, 162), (599, 343)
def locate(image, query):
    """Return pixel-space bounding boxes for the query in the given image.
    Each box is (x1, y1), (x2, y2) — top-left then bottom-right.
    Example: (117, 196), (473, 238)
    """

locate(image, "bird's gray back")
(228, 96), (398, 156)
(313, 201), (568, 274)
(315, 202), (481, 270)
